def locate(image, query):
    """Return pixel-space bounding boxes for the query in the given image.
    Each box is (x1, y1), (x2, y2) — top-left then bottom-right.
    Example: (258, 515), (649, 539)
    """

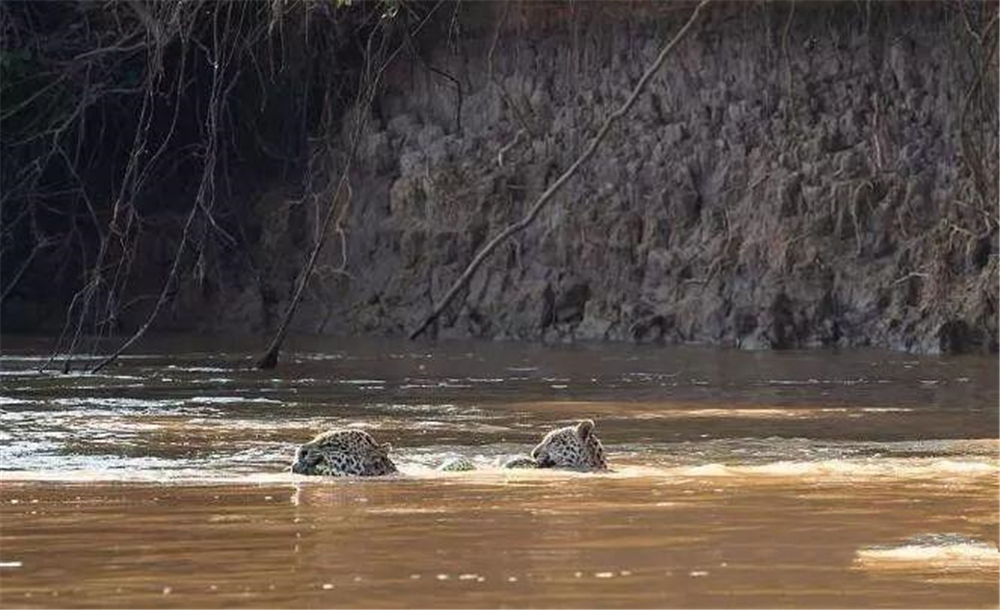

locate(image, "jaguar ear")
(379, 442), (392, 455)
(576, 419), (595, 439)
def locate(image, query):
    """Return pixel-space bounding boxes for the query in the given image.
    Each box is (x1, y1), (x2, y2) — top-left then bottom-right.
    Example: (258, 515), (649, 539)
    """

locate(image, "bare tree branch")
(255, 1), (446, 369)
(409, 0), (711, 340)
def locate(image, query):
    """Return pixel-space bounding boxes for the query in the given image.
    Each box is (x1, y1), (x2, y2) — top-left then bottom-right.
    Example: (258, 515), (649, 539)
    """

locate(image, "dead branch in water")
(408, 0), (711, 341)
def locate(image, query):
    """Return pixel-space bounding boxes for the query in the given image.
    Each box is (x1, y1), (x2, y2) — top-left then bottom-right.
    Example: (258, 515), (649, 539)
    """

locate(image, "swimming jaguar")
(291, 420), (607, 476)
(290, 429), (397, 476)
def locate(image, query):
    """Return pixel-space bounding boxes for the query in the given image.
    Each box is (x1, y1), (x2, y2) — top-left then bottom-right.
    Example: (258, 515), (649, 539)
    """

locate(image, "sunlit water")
(1, 335), (997, 608)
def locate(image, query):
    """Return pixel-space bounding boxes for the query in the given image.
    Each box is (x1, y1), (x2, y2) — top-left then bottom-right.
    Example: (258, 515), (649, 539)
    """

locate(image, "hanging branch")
(958, 5), (999, 211)
(255, 1), (445, 369)
(55, 4), (182, 374)
(409, 0), (711, 340)
(89, 3), (238, 374)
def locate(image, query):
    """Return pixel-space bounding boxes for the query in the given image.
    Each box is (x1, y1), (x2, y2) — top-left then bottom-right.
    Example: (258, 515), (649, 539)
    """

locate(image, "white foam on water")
(63, 383), (147, 390)
(856, 538), (1000, 571)
(629, 406), (914, 420)
(164, 366), (230, 373)
(0, 469), (287, 484)
(187, 396), (282, 405)
(291, 352), (345, 361)
(0, 463), (611, 485)
(676, 463), (733, 477)
(0, 354), (160, 363)
(764, 378), (881, 386)
(2, 455), (995, 486)
(0, 397), (32, 405)
(52, 397), (180, 408)
(673, 458), (997, 480)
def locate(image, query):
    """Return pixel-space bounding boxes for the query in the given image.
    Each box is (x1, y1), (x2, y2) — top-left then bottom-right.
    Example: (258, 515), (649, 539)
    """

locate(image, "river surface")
(0, 335), (997, 608)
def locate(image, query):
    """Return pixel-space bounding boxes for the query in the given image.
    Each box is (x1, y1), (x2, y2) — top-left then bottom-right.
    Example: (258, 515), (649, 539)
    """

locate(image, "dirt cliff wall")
(181, 1), (998, 354)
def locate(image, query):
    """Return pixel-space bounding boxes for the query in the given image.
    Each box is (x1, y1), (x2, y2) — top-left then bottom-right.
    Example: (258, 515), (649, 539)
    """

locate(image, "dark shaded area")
(0, 0), (409, 337)
(2, 1), (997, 357)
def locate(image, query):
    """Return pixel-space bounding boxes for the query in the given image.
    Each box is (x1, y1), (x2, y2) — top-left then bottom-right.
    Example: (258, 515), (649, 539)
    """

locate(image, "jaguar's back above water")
(436, 455), (539, 471)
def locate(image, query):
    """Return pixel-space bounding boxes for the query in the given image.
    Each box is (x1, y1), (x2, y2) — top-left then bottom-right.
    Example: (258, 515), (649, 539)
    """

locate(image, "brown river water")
(0, 335), (997, 608)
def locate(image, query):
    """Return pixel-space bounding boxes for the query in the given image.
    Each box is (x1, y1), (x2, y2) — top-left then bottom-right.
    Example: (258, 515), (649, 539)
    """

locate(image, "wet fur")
(530, 420), (608, 470)
(291, 429), (397, 476)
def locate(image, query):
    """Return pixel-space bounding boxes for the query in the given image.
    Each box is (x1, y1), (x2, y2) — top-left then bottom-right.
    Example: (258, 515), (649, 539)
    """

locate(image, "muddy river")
(1, 336), (997, 608)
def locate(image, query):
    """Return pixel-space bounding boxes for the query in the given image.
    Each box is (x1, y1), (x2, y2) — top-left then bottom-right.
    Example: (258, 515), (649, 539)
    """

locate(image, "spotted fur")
(500, 455), (538, 469)
(437, 455), (538, 471)
(291, 429), (397, 476)
(437, 456), (476, 471)
(530, 420), (608, 470)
